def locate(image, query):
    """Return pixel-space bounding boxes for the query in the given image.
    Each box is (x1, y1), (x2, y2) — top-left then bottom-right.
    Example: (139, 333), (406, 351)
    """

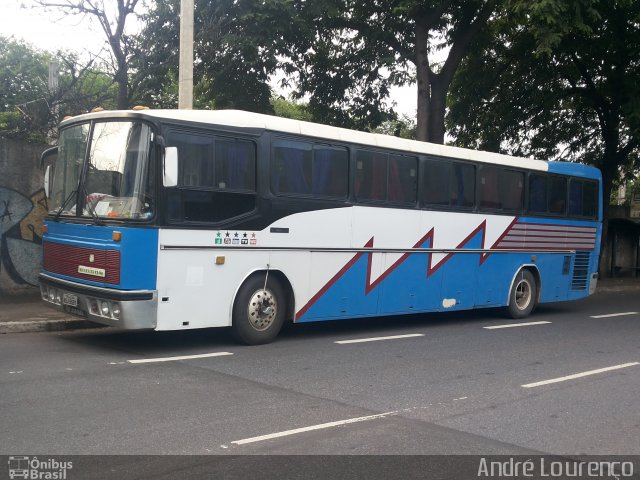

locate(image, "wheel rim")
(247, 288), (278, 331)
(514, 278), (532, 310)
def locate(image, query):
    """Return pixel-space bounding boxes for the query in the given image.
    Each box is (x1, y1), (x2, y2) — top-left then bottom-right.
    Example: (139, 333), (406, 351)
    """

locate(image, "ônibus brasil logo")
(7, 456), (73, 480)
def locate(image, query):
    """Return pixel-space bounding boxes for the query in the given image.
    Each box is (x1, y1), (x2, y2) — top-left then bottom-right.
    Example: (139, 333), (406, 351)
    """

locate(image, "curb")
(0, 318), (102, 334)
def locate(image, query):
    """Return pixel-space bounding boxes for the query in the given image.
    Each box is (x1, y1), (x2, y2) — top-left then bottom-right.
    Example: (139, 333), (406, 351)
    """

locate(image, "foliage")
(273, 0), (496, 140)
(0, 36), (117, 142)
(373, 115), (417, 139)
(447, 0), (640, 208)
(132, 0), (279, 113)
(29, 0), (142, 109)
(270, 97), (313, 122)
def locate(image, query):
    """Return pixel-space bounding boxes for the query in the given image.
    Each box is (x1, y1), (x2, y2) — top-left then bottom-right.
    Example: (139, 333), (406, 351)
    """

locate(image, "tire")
(231, 274), (286, 345)
(506, 269), (537, 319)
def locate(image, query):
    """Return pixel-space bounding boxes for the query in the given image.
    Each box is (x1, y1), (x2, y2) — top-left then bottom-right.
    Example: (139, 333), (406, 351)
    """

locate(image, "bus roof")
(60, 109), (583, 174)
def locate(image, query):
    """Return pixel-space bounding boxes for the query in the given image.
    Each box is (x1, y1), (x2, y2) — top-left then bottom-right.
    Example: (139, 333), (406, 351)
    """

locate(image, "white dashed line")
(589, 312), (638, 319)
(522, 362), (640, 388)
(335, 334), (425, 344)
(483, 321), (551, 330)
(231, 411), (399, 445)
(127, 352), (234, 364)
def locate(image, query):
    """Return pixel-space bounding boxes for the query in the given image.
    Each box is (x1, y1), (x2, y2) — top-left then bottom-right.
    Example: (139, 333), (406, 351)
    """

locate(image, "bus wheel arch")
(506, 267), (540, 319)
(231, 270), (293, 345)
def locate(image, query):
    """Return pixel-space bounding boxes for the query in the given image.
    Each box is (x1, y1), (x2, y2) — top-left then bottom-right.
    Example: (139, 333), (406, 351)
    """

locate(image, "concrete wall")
(0, 137), (48, 296)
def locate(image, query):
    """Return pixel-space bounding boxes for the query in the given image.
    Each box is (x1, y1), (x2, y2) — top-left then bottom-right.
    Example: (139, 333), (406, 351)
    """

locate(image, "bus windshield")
(49, 120), (155, 220)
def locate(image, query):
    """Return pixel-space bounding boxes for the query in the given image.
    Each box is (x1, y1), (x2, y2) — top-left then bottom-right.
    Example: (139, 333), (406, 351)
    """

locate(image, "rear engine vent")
(571, 251), (591, 291)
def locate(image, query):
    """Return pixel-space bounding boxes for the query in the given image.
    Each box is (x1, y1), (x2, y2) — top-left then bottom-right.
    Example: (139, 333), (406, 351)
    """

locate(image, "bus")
(40, 109), (602, 345)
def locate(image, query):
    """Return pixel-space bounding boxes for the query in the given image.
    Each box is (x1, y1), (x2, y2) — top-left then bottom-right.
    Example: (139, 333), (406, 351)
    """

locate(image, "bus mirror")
(41, 146), (58, 168)
(163, 146), (179, 187)
(44, 165), (51, 198)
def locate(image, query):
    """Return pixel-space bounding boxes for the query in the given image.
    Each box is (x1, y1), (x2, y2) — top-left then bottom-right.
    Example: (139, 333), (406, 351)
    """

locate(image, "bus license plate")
(62, 293), (78, 307)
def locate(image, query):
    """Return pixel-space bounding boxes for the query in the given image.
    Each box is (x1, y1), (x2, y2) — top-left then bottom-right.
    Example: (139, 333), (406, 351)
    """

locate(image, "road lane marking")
(522, 362), (640, 388)
(483, 321), (551, 330)
(335, 334), (425, 344)
(590, 312), (638, 319)
(231, 411), (399, 445)
(127, 352), (233, 364)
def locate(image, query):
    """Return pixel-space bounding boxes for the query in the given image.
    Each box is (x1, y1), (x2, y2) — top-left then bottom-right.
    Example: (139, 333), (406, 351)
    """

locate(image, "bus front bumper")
(39, 273), (157, 330)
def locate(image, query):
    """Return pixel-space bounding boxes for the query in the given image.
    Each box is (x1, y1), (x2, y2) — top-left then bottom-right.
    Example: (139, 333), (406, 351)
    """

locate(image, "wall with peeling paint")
(0, 138), (48, 296)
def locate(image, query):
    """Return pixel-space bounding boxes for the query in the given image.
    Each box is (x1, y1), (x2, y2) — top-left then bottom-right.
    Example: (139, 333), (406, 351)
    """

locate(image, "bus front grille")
(571, 251), (591, 291)
(43, 241), (120, 285)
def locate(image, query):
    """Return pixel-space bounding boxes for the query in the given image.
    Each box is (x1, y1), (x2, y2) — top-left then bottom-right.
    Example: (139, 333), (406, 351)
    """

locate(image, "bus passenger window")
(388, 155), (417, 204)
(501, 170), (524, 211)
(583, 181), (598, 217)
(173, 134), (214, 187)
(355, 150), (387, 201)
(423, 159), (450, 206)
(549, 177), (567, 214)
(215, 139), (256, 191)
(569, 179), (588, 217)
(272, 140), (312, 195)
(452, 163), (475, 208)
(479, 167), (501, 209)
(528, 175), (547, 213)
(312, 146), (348, 197)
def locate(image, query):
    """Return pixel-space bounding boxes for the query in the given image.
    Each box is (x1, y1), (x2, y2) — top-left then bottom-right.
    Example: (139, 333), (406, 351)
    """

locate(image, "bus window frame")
(162, 127), (259, 226)
(269, 135), (350, 202)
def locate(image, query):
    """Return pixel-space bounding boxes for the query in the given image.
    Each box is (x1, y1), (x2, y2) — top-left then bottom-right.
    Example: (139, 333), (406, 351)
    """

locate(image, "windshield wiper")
(81, 183), (105, 226)
(53, 188), (78, 222)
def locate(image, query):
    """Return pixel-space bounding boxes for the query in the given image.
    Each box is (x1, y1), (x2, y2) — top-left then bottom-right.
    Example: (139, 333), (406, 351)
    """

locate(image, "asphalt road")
(1, 290), (639, 477)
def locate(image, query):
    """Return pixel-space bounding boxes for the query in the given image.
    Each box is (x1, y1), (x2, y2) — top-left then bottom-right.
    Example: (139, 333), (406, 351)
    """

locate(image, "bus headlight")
(111, 303), (121, 319)
(100, 301), (110, 316)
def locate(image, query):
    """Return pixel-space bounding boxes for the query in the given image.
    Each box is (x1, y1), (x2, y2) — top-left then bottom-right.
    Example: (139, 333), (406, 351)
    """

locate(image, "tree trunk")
(597, 158), (618, 276)
(427, 75), (446, 144)
(415, 23), (430, 142)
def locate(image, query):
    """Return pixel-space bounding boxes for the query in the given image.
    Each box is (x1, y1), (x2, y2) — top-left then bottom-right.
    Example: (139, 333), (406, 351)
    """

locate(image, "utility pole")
(178, 0), (194, 109)
(48, 60), (59, 140)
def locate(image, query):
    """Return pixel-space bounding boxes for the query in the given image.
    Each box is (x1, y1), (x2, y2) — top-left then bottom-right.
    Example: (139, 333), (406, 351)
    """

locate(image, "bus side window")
(452, 162), (475, 208)
(583, 181), (598, 217)
(355, 150), (387, 201)
(215, 139), (256, 191)
(423, 158), (450, 206)
(272, 140), (312, 195)
(528, 174), (547, 213)
(388, 154), (417, 204)
(176, 134), (214, 187)
(501, 170), (524, 211)
(479, 167), (501, 210)
(312, 146), (348, 197)
(569, 179), (584, 216)
(549, 177), (567, 214)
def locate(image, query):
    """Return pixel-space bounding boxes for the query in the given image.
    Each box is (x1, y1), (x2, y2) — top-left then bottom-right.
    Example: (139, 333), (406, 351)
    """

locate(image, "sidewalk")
(0, 292), (99, 334)
(1, 278), (639, 334)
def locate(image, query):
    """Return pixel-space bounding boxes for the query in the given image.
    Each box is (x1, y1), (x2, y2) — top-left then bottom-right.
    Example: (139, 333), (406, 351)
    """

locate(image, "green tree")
(30, 0), (142, 109)
(0, 36), (117, 142)
(447, 0), (640, 269)
(276, 0), (496, 141)
(271, 97), (313, 121)
(131, 0), (278, 113)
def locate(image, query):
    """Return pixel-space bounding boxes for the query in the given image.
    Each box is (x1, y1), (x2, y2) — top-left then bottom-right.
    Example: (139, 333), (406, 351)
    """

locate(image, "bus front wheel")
(232, 274), (285, 345)
(506, 269), (537, 319)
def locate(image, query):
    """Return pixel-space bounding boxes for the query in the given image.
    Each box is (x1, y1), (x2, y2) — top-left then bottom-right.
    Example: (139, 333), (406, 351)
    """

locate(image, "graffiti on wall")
(0, 186), (48, 287)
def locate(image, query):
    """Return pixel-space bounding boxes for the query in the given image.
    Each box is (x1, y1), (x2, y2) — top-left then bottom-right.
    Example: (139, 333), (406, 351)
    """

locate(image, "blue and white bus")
(40, 109), (602, 344)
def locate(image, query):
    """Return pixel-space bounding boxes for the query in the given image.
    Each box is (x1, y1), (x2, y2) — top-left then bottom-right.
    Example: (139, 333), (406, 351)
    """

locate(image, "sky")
(0, 1), (417, 117)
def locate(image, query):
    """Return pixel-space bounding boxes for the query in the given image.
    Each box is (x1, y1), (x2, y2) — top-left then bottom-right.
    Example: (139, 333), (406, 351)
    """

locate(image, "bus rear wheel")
(506, 269), (537, 319)
(232, 274), (285, 345)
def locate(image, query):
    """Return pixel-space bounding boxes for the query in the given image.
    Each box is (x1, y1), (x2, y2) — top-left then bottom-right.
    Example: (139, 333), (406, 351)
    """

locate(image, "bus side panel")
(156, 230), (270, 330)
